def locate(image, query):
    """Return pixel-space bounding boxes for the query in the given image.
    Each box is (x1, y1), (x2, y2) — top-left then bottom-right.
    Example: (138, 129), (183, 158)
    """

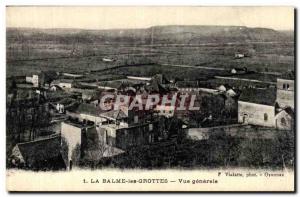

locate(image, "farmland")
(7, 26), (294, 79)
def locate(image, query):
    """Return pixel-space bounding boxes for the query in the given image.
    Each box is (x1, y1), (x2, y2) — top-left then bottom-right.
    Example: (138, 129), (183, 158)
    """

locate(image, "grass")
(7, 32), (294, 78)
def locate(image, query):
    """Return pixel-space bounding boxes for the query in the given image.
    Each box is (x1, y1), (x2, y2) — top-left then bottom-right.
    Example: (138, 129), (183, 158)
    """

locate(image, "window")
(283, 84), (286, 89)
(27, 114), (32, 121)
(149, 124), (153, 131)
(105, 130), (108, 145)
(134, 115), (138, 123)
(69, 160), (73, 170)
(264, 113), (268, 121)
(281, 118), (287, 126)
(287, 84), (290, 90)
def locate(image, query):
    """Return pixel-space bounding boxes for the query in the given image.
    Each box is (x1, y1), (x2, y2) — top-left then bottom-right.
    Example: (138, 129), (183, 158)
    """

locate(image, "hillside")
(6, 25), (294, 77)
(7, 25), (293, 45)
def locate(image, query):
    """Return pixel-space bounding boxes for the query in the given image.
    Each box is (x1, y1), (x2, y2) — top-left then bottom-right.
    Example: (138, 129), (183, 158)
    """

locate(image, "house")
(98, 121), (157, 150)
(142, 74), (174, 93)
(61, 120), (96, 170)
(32, 75), (39, 87)
(217, 84), (227, 92)
(275, 107), (294, 130)
(155, 105), (175, 117)
(276, 78), (294, 109)
(49, 84), (63, 92)
(216, 84), (237, 95)
(26, 76), (33, 83)
(56, 103), (65, 113)
(10, 75), (26, 84)
(69, 96), (159, 152)
(25, 74), (40, 87)
(81, 90), (99, 101)
(175, 85), (238, 126)
(234, 53), (245, 59)
(83, 90), (116, 106)
(145, 79), (168, 93)
(59, 81), (73, 89)
(54, 98), (78, 113)
(230, 67), (247, 74)
(51, 79), (74, 89)
(10, 136), (65, 170)
(99, 109), (128, 126)
(66, 103), (107, 126)
(151, 74), (171, 85)
(226, 89), (237, 97)
(61, 118), (126, 168)
(238, 88), (276, 127)
(97, 103), (159, 150)
(199, 90), (235, 125)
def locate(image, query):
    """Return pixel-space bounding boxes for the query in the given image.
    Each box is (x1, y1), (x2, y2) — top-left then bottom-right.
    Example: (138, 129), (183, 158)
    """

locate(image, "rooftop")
(75, 103), (106, 116)
(46, 91), (75, 101)
(57, 97), (77, 105)
(13, 136), (65, 169)
(280, 71), (295, 80)
(51, 79), (74, 84)
(100, 123), (128, 130)
(239, 87), (276, 106)
(100, 109), (128, 120)
(63, 119), (95, 129)
(277, 106), (294, 118)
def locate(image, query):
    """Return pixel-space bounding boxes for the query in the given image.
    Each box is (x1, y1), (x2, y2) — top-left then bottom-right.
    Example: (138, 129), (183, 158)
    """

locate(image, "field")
(6, 27), (294, 79)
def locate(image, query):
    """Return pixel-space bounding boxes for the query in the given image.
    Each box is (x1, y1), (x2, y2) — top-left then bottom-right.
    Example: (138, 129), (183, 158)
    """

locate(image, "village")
(6, 57), (295, 170)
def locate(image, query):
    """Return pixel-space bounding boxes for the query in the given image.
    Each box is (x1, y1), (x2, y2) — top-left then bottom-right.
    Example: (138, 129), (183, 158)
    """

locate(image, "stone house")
(66, 103), (107, 126)
(98, 121), (157, 150)
(276, 78), (294, 109)
(275, 107), (294, 130)
(61, 120), (96, 170)
(10, 136), (65, 170)
(238, 88), (276, 127)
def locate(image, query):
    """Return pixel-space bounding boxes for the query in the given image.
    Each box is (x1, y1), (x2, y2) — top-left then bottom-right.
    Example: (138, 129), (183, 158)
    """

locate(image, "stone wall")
(238, 101), (275, 127)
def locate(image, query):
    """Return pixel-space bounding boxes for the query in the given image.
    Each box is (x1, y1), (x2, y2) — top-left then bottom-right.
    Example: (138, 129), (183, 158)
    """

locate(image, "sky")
(6, 6), (294, 30)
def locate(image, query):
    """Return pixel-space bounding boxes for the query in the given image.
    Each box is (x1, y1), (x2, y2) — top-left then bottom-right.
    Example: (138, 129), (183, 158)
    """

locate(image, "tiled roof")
(239, 88), (276, 106)
(75, 103), (105, 116)
(100, 109), (128, 120)
(280, 71), (295, 80)
(279, 106), (294, 118)
(14, 136), (64, 168)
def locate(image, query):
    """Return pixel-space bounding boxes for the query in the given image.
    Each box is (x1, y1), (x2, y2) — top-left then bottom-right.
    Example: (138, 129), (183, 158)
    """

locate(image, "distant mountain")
(7, 25), (294, 45)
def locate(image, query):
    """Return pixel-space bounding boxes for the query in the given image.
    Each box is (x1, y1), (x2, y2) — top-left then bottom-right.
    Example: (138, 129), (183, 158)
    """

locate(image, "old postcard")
(6, 6), (295, 192)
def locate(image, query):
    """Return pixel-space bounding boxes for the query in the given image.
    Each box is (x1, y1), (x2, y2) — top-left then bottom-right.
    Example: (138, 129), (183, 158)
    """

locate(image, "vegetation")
(94, 129), (294, 169)
(7, 26), (294, 77)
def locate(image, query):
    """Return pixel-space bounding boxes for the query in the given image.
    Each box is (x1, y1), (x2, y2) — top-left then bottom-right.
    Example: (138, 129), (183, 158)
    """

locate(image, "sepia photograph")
(5, 6), (295, 192)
